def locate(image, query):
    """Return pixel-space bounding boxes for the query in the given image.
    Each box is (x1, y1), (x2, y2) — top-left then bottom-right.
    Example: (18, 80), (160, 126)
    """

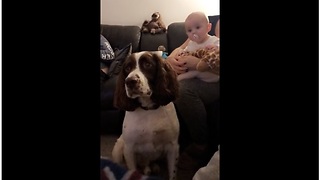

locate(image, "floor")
(100, 134), (170, 179)
(100, 134), (118, 158)
(100, 134), (217, 180)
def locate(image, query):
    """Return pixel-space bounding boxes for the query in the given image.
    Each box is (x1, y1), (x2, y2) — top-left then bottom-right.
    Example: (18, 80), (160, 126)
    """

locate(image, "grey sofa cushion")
(167, 22), (188, 54)
(208, 15), (220, 36)
(140, 33), (168, 51)
(101, 25), (141, 53)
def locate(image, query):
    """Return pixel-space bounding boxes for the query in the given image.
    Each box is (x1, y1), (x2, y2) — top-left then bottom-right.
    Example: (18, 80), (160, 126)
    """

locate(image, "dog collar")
(140, 104), (160, 110)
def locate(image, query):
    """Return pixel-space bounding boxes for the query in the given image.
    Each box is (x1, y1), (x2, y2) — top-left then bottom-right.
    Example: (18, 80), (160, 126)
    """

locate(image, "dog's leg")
(140, 158), (151, 175)
(166, 143), (179, 180)
(123, 144), (137, 170)
(112, 136), (124, 164)
(143, 165), (152, 175)
(134, 154), (152, 175)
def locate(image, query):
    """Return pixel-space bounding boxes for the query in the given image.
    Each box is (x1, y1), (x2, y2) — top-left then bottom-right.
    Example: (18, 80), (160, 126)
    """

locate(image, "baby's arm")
(205, 38), (220, 50)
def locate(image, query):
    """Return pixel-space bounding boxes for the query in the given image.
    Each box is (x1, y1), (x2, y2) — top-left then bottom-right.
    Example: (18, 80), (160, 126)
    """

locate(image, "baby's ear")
(207, 22), (212, 32)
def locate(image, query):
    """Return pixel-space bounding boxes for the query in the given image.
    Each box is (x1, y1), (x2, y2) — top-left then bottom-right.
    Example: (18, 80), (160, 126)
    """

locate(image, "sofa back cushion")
(167, 22), (188, 54)
(101, 24), (141, 53)
(208, 15), (220, 36)
(140, 33), (168, 52)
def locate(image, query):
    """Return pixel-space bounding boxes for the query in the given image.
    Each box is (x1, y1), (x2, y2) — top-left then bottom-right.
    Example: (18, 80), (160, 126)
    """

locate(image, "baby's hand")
(175, 53), (181, 59)
(176, 49), (186, 58)
(205, 45), (217, 50)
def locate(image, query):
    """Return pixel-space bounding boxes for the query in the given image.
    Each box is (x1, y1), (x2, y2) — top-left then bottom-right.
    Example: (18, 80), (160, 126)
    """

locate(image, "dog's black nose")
(125, 77), (139, 88)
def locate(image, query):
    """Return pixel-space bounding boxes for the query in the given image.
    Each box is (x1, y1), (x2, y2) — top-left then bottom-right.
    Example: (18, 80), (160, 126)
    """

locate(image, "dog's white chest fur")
(122, 102), (179, 158)
(112, 102), (180, 179)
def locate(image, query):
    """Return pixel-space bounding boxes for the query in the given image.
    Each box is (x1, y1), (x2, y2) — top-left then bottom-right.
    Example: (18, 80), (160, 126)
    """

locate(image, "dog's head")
(114, 51), (179, 111)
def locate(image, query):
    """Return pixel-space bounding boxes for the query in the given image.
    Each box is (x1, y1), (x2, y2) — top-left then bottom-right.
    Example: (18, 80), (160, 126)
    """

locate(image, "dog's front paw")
(151, 163), (161, 174)
(143, 166), (152, 175)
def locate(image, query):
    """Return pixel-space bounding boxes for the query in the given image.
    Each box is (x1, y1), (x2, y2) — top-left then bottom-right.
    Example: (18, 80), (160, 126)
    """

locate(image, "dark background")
(2, 0), (318, 179)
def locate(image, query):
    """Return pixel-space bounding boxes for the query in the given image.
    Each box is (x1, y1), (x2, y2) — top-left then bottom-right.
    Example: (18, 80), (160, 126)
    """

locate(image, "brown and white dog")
(112, 51), (180, 180)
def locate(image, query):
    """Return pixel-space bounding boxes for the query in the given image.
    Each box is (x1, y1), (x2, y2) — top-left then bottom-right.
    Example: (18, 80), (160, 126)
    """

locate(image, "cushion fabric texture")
(101, 34), (115, 61)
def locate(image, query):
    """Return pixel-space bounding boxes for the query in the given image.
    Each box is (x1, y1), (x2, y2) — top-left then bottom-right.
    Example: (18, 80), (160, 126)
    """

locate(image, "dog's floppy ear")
(151, 53), (179, 106)
(113, 55), (140, 111)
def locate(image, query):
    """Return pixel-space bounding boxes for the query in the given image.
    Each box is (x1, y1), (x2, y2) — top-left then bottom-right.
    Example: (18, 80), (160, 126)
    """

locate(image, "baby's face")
(185, 15), (210, 44)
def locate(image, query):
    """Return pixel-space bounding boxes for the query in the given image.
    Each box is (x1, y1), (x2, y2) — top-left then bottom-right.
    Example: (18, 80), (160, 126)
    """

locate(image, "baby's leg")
(177, 71), (199, 81)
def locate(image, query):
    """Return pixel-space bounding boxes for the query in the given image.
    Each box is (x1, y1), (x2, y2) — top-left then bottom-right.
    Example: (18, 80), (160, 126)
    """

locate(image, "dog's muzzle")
(125, 75), (151, 98)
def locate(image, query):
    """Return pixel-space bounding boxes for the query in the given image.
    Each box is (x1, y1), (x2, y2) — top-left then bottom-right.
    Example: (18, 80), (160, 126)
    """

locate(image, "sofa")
(101, 15), (220, 152)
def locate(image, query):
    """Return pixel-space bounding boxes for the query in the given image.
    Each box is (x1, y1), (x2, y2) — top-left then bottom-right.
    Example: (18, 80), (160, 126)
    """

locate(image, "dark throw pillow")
(100, 34), (115, 62)
(106, 43), (132, 79)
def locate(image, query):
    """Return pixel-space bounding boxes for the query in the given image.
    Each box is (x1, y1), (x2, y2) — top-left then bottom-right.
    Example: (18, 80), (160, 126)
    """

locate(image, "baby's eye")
(196, 26), (201, 29)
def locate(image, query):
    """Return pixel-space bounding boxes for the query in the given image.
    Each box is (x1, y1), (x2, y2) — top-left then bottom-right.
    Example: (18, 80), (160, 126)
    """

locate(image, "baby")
(176, 12), (220, 82)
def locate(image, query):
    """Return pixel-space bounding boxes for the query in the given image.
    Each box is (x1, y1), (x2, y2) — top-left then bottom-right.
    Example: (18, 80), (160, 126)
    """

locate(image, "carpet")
(100, 134), (119, 158)
(101, 157), (162, 180)
(100, 134), (170, 179)
(100, 134), (219, 180)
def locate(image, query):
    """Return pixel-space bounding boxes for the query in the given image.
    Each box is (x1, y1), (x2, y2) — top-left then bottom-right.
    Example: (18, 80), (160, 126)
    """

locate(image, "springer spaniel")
(112, 51), (180, 180)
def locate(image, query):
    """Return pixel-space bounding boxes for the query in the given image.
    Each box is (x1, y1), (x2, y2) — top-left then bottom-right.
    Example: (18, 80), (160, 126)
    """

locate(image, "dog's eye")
(143, 62), (152, 69)
(125, 66), (131, 73)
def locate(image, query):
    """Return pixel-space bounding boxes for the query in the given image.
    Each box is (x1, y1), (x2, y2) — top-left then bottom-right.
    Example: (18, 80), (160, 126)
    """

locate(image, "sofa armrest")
(101, 24), (141, 52)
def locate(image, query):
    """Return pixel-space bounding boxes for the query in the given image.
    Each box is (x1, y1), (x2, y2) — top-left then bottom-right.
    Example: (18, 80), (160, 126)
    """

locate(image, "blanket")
(100, 157), (163, 180)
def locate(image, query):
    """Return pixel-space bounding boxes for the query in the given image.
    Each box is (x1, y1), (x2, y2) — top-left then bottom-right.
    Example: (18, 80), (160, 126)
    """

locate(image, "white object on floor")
(192, 145), (220, 180)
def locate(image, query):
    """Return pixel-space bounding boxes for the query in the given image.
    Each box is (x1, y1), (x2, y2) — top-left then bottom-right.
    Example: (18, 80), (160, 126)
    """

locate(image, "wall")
(101, 0), (219, 27)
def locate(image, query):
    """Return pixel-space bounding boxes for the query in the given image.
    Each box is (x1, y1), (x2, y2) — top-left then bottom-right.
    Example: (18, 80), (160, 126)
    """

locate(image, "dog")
(112, 51), (180, 180)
